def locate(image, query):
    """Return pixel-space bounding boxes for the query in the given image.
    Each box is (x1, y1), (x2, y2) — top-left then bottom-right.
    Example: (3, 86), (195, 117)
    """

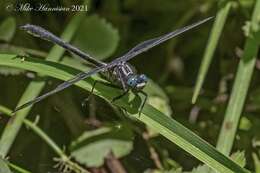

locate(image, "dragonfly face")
(127, 74), (148, 91)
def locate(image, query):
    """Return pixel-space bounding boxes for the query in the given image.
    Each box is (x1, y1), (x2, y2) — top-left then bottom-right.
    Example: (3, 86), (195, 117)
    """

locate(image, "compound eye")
(127, 77), (137, 87)
(137, 75), (147, 83)
(140, 74), (147, 81)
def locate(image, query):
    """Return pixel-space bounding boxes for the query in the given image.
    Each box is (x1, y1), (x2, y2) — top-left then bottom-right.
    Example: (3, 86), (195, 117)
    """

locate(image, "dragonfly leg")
(87, 80), (121, 101)
(138, 91), (148, 116)
(112, 89), (129, 103)
(115, 66), (128, 91)
(110, 67), (130, 102)
(86, 80), (99, 101)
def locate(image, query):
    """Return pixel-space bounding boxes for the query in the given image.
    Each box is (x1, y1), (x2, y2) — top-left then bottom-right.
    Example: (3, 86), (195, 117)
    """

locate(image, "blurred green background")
(0, 0), (259, 173)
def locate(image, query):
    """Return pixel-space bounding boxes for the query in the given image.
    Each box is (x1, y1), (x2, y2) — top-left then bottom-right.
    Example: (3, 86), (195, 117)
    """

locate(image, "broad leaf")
(0, 17), (16, 42)
(73, 15), (119, 60)
(70, 126), (133, 167)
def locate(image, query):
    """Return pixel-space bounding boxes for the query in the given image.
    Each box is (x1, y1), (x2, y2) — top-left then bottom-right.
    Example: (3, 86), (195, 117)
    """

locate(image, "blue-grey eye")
(137, 74), (148, 83)
(141, 74), (147, 80)
(127, 77), (137, 86)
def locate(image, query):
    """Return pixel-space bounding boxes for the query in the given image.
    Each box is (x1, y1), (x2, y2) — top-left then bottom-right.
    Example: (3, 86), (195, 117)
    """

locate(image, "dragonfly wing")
(13, 65), (106, 113)
(20, 24), (105, 66)
(118, 17), (213, 62)
(123, 37), (159, 57)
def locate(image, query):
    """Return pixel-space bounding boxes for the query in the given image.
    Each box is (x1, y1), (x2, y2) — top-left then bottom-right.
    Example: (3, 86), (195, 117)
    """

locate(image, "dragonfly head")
(127, 74), (148, 91)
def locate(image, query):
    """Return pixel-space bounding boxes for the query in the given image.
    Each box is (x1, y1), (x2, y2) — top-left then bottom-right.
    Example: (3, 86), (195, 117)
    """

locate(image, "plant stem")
(192, 1), (232, 103)
(8, 162), (31, 173)
(0, 105), (89, 173)
(216, 0), (260, 155)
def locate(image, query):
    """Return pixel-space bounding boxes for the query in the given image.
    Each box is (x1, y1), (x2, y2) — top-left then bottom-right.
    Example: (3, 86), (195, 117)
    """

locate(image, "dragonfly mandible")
(13, 16), (213, 114)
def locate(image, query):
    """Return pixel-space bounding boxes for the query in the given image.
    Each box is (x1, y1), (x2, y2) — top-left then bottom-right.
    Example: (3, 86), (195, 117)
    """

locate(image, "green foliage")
(71, 126), (133, 167)
(216, 0), (260, 155)
(0, 158), (12, 173)
(0, 54), (249, 173)
(253, 153), (260, 173)
(0, 17), (16, 42)
(192, 2), (232, 103)
(144, 168), (183, 173)
(0, 66), (24, 76)
(0, 18), (25, 76)
(238, 0), (255, 8)
(185, 165), (211, 173)
(61, 56), (91, 71)
(231, 151), (246, 168)
(72, 15), (119, 60)
(239, 117), (252, 131)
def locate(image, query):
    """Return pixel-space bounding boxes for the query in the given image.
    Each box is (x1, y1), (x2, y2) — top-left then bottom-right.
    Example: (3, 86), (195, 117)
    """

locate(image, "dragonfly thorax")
(108, 63), (148, 91)
(117, 63), (148, 91)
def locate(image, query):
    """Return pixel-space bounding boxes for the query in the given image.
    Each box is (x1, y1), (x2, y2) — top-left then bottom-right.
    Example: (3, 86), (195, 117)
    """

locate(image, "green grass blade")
(0, 158), (12, 173)
(0, 105), (90, 173)
(216, 0), (260, 155)
(192, 1), (232, 103)
(0, 54), (250, 173)
(0, 1), (89, 157)
(8, 162), (31, 173)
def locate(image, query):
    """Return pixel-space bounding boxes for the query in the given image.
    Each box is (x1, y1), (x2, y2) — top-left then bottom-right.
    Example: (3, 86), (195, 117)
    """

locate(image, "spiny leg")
(138, 91), (148, 116)
(112, 90), (129, 103)
(86, 80), (98, 101)
(115, 66), (128, 91)
(111, 67), (130, 102)
(83, 80), (128, 117)
(111, 89), (129, 120)
(85, 80), (122, 101)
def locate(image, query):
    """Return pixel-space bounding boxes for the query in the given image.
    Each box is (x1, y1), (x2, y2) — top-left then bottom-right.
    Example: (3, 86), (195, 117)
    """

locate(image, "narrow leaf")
(0, 158), (12, 173)
(0, 54), (250, 173)
(216, 0), (260, 155)
(192, 2), (232, 103)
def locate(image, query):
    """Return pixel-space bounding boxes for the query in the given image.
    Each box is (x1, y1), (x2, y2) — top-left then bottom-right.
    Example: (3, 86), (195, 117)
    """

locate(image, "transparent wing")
(117, 17), (213, 62)
(20, 24), (105, 67)
(13, 65), (107, 113)
(123, 38), (158, 56)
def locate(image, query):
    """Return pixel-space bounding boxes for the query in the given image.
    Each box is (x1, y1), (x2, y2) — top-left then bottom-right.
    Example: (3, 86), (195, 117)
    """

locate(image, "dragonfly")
(13, 16), (213, 114)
